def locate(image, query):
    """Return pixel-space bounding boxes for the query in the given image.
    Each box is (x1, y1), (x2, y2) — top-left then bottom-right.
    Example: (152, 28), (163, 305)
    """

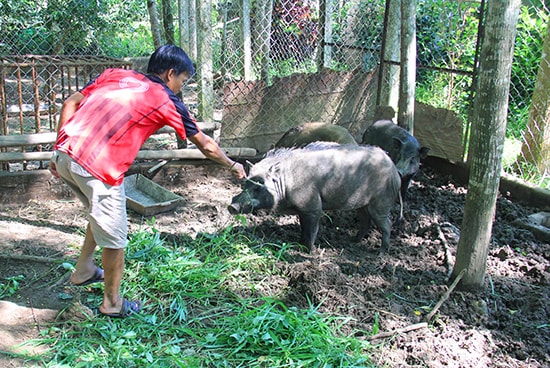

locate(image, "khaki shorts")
(52, 151), (128, 249)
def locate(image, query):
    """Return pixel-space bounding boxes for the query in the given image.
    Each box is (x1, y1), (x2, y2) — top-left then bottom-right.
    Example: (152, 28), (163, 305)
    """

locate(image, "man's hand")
(228, 161), (246, 179)
(188, 132), (247, 179)
(49, 162), (60, 178)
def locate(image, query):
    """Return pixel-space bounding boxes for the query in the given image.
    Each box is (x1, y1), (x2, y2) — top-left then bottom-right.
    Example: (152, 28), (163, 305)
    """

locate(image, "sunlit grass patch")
(24, 220), (374, 367)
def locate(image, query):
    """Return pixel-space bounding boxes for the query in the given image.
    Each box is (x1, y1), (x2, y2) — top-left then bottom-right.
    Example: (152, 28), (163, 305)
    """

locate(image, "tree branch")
(424, 268), (467, 322)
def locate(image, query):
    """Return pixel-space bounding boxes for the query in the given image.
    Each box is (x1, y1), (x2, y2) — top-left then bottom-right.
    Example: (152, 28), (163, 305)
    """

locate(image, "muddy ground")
(0, 162), (549, 367)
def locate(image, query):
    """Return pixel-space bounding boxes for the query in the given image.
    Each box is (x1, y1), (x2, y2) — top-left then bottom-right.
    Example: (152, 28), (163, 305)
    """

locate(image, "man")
(49, 45), (246, 318)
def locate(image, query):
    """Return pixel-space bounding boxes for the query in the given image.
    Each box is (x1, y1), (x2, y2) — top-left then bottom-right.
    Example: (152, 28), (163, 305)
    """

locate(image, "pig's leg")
(353, 206), (372, 242)
(400, 174), (414, 199)
(370, 213), (392, 251)
(298, 211), (322, 251)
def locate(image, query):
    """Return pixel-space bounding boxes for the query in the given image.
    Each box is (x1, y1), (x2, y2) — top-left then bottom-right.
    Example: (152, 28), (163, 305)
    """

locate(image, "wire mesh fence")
(0, 55), (132, 135)
(506, 5), (549, 188)
(0, 0), (548, 189)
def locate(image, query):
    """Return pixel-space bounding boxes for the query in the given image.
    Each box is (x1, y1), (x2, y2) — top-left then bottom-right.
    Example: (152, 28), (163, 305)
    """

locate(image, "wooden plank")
(0, 122), (221, 148)
(0, 151), (54, 161)
(136, 147), (257, 159)
(0, 133), (57, 148)
(155, 121), (221, 134)
(0, 147), (257, 162)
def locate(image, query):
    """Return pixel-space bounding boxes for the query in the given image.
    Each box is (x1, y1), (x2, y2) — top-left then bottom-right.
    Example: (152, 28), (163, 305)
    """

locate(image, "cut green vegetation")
(15, 219), (375, 367)
(0, 274), (25, 298)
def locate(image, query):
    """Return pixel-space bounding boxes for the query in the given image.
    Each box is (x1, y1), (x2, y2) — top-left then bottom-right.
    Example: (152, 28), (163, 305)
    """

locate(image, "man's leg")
(52, 152), (100, 285)
(70, 223), (101, 285)
(99, 247), (125, 314)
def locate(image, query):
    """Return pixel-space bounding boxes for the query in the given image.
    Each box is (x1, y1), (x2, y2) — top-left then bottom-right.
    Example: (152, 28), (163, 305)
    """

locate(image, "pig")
(361, 120), (430, 198)
(275, 122), (357, 148)
(228, 142), (402, 251)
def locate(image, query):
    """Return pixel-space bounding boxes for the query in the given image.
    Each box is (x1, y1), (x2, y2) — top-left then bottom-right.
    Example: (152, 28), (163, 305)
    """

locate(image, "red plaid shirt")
(55, 68), (199, 185)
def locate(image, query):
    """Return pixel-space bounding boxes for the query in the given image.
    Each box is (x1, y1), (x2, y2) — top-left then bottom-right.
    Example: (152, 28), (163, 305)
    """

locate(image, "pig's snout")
(395, 159), (418, 179)
(228, 203), (242, 214)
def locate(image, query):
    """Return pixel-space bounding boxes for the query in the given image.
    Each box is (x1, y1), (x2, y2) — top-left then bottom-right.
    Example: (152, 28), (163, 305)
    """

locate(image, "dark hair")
(147, 44), (195, 76)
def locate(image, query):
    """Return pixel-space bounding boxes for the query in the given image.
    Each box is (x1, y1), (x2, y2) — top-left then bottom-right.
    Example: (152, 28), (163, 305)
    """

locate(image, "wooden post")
(32, 59), (41, 133)
(242, 0), (253, 81)
(47, 64), (57, 131)
(398, 0), (416, 134)
(67, 65), (72, 95)
(189, 0), (197, 60)
(0, 60), (6, 171)
(0, 61), (7, 136)
(197, 0), (214, 122)
(16, 67), (24, 135)
(74, 65), (80, 91)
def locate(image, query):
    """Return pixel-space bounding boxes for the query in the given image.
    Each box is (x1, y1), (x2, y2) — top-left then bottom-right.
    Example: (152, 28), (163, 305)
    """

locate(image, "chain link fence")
(506, 5), (549, 188)
(0, 0), (548, 188)
(0, 55), (131, 134)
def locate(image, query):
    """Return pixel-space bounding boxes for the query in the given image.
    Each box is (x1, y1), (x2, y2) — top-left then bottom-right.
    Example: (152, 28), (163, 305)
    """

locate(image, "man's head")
(147, 44), (195, 76)
(147, 45), (195, 93)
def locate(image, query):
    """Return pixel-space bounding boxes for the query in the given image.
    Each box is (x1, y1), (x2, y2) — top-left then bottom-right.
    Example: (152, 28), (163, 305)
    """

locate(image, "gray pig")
(275, 122), (357, 148)
(361, 120), (430, 197)
(228, 143), (402, 251)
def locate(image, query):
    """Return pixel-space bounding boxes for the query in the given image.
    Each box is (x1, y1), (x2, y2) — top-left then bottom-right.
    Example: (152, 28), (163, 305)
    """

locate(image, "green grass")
(14, 219), (375, 367)
(0, 275), (25, 298)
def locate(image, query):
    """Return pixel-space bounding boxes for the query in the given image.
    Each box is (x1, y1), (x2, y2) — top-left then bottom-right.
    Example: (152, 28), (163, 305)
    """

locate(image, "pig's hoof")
(379, 245), (391, 253)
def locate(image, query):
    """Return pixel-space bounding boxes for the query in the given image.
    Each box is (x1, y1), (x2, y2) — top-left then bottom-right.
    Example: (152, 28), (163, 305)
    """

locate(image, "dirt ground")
(0, 163), (549, 367)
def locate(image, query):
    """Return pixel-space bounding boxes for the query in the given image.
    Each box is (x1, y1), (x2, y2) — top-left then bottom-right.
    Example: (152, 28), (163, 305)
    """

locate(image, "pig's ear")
(392, 137), (404, 150)
(267, 162), (282, 178)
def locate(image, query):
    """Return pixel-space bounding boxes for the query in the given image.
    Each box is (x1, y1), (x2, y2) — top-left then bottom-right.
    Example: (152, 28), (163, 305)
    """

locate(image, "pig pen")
(1, 160), (549, 367)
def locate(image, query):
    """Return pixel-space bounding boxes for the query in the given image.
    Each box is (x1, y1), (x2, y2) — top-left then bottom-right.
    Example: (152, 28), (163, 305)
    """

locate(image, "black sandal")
(74, 267), (104, 286)
(99, 299), (142, 318)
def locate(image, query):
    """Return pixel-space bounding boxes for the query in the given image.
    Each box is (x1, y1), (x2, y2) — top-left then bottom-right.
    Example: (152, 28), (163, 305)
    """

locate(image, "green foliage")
(0, 0), (149, 56)
(0, 275), (25, 298)
(203, 299), (371, 367)
(25, 224), (373, 367)
(269, 58), (318, 79)
(416, 0), (480, 69)
(415, 0), (480, 121)
(97, 23), (154, 58)
(416, 69), (472, 117)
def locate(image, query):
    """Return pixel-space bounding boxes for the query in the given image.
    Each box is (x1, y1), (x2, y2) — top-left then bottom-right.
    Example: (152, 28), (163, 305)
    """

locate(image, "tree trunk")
(398, 0), (416, 133)
(378, 0), (400, 112)
(162, 0), (176, 45)
(179, 0), (197, 59)
(147, 0), (163, 49)
(317, 0), (335, 69)
(189, 0), (198, 59)
(520, 20), (550, 175)
(178, 0), (188, 49)
(253, 0), (273, 81)
(197, 0), (214, 122)
(220, 0), (230, 76)
(452, 0), (521, 290)
(242, 0), (253, 81)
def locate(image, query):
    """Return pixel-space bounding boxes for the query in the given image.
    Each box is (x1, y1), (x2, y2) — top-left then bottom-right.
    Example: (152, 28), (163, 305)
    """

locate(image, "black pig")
(228, 143), (402, 251)
(361, 120), (430, 197)
(275, 122), (357, 148)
